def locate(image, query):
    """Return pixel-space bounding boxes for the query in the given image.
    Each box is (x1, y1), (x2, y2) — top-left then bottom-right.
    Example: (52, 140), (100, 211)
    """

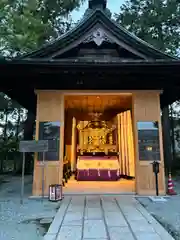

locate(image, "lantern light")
(49, 184), (63, 202)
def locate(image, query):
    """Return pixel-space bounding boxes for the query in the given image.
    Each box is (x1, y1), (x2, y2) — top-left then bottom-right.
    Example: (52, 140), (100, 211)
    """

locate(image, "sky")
(72, 0), (125, 21)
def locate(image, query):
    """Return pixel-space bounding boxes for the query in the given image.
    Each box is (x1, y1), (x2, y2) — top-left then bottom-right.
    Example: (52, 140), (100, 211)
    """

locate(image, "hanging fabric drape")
(117, 110), (135, 177)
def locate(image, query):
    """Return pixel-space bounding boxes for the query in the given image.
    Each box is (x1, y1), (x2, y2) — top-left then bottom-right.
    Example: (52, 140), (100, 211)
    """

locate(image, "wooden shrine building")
(1, 0), (180, 196)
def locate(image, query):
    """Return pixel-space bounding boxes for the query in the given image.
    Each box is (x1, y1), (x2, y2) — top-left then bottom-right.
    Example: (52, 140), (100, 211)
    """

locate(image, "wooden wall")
(132, 91), (165, 195)
(33, 91), (64, 196)
(32, 90), (165, 196)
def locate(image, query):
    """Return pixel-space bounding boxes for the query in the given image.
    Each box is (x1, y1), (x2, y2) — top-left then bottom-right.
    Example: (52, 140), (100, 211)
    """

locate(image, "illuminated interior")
(63, 94), (135, 193)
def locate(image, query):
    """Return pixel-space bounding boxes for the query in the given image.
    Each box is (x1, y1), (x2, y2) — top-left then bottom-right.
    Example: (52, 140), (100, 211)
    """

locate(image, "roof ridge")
(17, 9), (178, 60)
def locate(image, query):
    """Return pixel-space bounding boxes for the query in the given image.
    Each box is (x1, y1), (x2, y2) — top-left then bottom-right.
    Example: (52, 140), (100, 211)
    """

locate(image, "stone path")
(44, 195), (174, 240)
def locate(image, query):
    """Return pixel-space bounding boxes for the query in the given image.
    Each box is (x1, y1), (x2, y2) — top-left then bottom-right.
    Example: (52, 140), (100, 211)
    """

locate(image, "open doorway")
(63, 94), (135, 194)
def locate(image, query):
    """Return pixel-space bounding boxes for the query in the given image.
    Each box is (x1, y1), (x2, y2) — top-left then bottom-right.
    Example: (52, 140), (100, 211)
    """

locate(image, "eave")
(2, 58), (180, 67)
(1, 59), (180, 81)
(17, 9), (176, 60)
(0, 58), (180, 112)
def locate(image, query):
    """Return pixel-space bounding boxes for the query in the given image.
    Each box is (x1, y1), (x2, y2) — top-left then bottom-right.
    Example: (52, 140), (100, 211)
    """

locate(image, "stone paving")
(44, 195), (174, 240)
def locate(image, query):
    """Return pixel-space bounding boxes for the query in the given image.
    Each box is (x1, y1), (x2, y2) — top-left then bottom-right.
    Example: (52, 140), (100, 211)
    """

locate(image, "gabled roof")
(19, 7), (177, 61)
(1, 1), (180, 112)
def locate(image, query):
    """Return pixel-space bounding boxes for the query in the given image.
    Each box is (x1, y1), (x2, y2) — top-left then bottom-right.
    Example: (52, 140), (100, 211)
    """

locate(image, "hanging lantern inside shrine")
(49, 184), (62, 202)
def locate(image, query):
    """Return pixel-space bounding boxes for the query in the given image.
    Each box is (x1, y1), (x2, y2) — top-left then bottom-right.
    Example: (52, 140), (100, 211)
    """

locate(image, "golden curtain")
(117, 110), (135, 177)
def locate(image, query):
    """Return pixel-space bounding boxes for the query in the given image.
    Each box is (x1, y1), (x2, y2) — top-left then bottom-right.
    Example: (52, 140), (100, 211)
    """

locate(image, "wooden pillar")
(71, 117), (77, 172)
(32, 91), (64, 196)
(162, 105), (172, 174)
(132, 91), (165, 195)
(59, 95), (65, 183)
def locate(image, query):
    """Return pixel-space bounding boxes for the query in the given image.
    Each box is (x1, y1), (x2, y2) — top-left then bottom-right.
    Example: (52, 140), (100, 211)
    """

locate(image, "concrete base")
(29, 194), (170, 199)
(149, 196), (168, 202)
(28, 195), (48, 199)
(63, 192), (135, 195)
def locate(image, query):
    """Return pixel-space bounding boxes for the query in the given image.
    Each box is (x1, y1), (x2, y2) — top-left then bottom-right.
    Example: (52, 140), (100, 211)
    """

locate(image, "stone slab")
(43, 233), (56, 240)
(44, 195), (175, 240)
(135, 232), (162, 240)
(128, 219), (156, 233)
(84, 208), (103, 219)
(108, 226), (134, 240)
(104, 212), (128, 227)
(56, 226), (82, 240)
(44, 197), (71, 237)
(40, 218), (53, 224)
(83, 220), (107, 239)
(62, 212), (83, 226)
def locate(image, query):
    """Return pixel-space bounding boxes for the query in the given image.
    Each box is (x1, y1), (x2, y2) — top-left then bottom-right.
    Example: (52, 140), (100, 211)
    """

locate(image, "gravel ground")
(0, 175), (60, 240)
(1, 174), (180, 240)
(138, 177), (180, 240)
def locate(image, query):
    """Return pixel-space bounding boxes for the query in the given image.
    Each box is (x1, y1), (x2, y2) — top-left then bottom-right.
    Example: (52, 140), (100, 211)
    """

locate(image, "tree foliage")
(115, 1), (180, 167)
(0, 0), (85, 56)
(115, 0), (180, 56)
(0, 0), (85, 173)
(0, 93), (26, 173)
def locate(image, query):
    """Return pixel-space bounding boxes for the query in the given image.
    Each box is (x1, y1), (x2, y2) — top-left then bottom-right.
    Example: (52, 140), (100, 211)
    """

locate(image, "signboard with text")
(137, 121), (160, 161)
(38, 121), (60, 161)
(19, 140), (48, 153)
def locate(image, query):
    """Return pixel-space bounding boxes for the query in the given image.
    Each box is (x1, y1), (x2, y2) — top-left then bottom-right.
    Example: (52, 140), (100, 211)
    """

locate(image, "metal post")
(155, 172), (159, 196)
(20, 152), (25, 204)
(42, 152), (45, 201)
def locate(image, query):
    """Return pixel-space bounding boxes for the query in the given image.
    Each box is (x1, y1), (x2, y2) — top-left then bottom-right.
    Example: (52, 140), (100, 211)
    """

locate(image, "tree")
(0, 93), (27, 173)
(0, 0), (85, 174)
(115, 0), (180, 171)
(115, 0), (180, 56)
(0, 0), (85, 56)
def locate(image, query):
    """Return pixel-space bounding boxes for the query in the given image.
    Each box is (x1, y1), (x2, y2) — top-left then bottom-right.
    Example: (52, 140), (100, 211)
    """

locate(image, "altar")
(76, 113), (120, 181)
(76, 155), (120, 181)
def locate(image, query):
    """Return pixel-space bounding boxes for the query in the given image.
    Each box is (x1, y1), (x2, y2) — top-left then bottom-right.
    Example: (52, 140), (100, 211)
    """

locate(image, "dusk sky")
(72, 1), (126, 21)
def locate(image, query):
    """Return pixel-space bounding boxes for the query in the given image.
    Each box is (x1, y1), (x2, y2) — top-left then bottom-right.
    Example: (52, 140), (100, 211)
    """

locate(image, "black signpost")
(152, 161), (160, 196)
(19, 140), (48, 204)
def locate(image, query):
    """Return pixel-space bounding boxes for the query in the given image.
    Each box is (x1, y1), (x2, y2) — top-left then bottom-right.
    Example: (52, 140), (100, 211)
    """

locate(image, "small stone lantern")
(49, 184), (62, 202)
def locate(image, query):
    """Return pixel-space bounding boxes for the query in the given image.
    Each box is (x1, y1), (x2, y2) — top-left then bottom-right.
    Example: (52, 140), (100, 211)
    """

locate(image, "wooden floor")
(63, 176), (135, 195)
